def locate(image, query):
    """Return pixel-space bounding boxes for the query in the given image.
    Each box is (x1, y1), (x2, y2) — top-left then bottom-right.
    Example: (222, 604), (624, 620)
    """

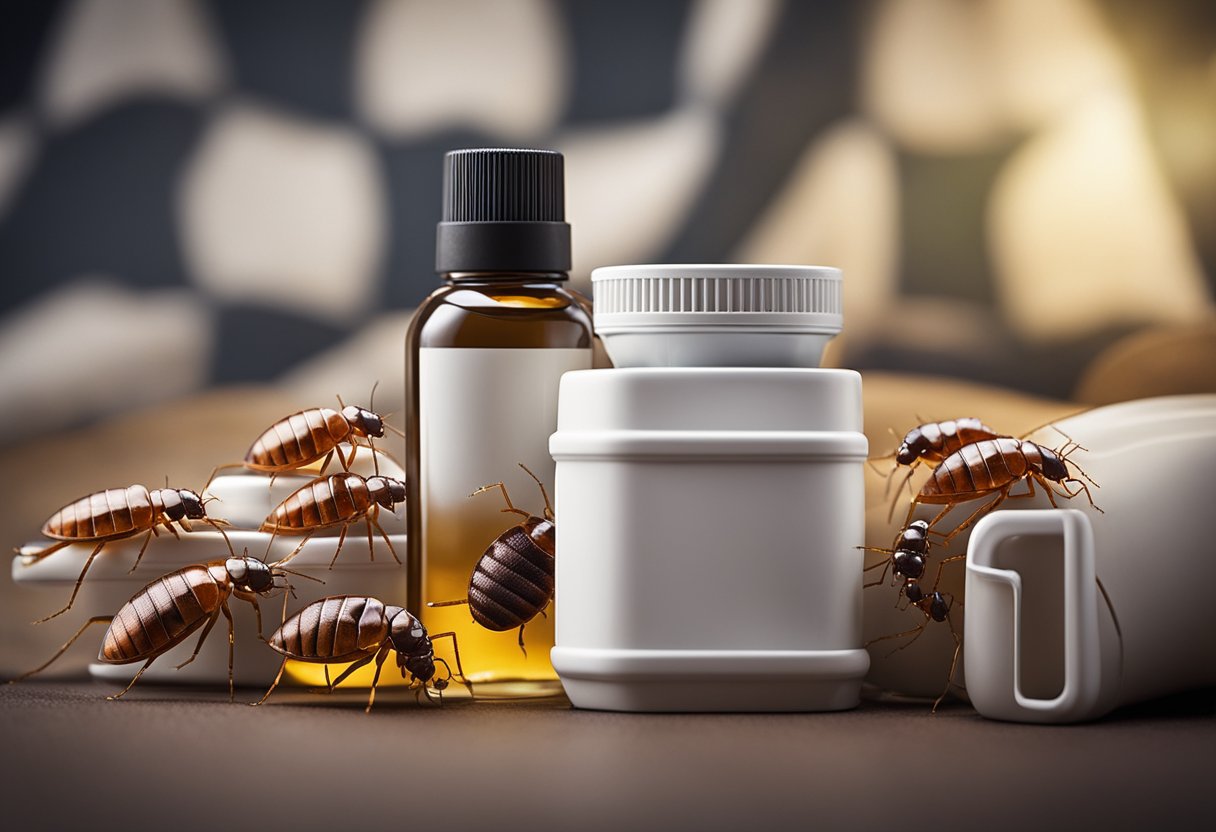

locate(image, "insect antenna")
(382, 420), (405, 438)
(518, 462), (554, 520)
(274, 565), (325, 585)
(206, 517), (237, 558)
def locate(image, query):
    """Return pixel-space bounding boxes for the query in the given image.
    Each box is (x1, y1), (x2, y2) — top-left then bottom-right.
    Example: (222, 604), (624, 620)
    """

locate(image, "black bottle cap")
(436, 148), (572, 274)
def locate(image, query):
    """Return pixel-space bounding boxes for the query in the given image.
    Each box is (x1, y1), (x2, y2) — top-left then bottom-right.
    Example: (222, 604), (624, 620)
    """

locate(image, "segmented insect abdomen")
(921, 438), (1028, 500)
(100, 565), (222, 663)
(909, 418), (1000, 460)
(261, 474), (370, 531)
(469, 526), (555, 631)
(246, 408), (349, 469)
(270, 595), (386, 660)
(43, 485), (154, 540)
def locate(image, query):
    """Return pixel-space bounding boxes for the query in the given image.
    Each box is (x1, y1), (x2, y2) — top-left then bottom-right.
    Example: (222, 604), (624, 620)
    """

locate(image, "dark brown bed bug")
(862, 519), (931, 589)
(10, 555), (297, 699)
(906, 434), (1101, 545)
(255, 595), (469, 712)
(261, 473), (406, 568)
(893, 418), (1004, 470)
(19, 484), (234, 622)
(428, 464), (555, 654)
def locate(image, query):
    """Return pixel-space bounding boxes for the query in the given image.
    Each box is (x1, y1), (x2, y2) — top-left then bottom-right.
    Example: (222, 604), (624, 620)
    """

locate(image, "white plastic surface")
(550, 368), (869, 712)
(963, 395), (1216, 723)
(592, 264), (843, 368)
(12, 452), (407, 686)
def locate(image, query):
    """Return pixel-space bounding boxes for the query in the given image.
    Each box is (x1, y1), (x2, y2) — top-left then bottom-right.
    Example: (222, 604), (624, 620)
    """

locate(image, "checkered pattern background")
(1, 0), (1212, 444)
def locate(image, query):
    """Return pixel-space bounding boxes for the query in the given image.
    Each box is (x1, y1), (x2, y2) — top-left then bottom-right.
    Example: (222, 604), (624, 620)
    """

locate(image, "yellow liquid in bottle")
(406, 279), (592, 699)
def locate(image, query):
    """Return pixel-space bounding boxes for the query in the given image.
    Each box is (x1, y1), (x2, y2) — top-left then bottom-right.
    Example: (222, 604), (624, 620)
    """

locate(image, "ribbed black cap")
(436, 148), (571, 274)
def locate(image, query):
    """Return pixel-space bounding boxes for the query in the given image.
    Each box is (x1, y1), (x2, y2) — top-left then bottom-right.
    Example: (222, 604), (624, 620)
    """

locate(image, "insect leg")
(253, 656), (289, 706)
(327, 652), (377, 690)
(324, 665), (332, 691)
(219, 600), (237, 701)
(127, 528), (155, 574)
(365, 647), (391, 713)
(36, 540), (107, 623)
(936, 490), (1009, 547)
(17, 539), (71, 563)
(249, 595), (265, 641)
(162, 519), (182, 540)
(885, 466), (917, 523)
(328, 523), (350, 570)
(317, 449), (335, 477)
(368, 512), (401, 565)
(427, 599), (469, 608)
(10, 616), (112, 683)
(429, 632), (474, 697)
(864, 620), (929, 654)
(471, 481), (531, 519)
(108, 657), (155, 700)
(929, 554), (966, 591)
(174, 608), (222, 671)
(278, 531), (315, 566)
(932, 625), (964, 713)
(517, 623), (528, 659)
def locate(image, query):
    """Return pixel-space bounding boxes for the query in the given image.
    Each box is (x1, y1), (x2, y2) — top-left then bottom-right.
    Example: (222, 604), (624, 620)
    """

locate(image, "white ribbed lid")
(592, 264), (842, 326)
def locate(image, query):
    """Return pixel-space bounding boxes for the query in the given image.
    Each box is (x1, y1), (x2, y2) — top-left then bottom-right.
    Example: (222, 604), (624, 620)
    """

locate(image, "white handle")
(967, 510), (1102, 720)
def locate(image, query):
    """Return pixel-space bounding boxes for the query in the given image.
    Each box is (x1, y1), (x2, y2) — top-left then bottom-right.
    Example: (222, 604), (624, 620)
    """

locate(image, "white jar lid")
(592, 264), (842, 325)
(591, 264), (842, 368)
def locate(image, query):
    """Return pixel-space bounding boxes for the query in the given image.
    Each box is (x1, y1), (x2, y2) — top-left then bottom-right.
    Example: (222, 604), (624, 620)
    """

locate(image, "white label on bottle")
(418, 347), (590, 605)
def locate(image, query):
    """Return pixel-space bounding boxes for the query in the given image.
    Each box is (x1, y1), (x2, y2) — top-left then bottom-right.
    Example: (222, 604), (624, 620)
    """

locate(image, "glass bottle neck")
(443, 271), (568, 285)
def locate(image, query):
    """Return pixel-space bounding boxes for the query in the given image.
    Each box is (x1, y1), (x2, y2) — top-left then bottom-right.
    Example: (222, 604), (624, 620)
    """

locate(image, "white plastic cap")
(592, 264), (843, 368)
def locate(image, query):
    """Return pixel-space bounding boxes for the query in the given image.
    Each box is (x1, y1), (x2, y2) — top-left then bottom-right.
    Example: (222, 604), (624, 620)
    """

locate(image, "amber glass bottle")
(405, 149), (592, 697)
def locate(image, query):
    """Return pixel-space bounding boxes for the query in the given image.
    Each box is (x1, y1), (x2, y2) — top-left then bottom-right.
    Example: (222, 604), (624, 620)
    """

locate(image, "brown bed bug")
(428, 464), (555, 655)
(19, 484), (234, 622)
(261, 472), (406, 568)
(206, 388), (403, 487)
(873, 418), (1007, 520)
(906, 434), (1100, 545)
(255, 595), (469, 712)
(10, 554), (300, 700)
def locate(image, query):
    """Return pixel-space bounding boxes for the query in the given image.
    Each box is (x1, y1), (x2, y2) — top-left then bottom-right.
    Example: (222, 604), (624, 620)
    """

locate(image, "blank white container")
(963, 395), (1216, 722)
(549, 368), (870, 711)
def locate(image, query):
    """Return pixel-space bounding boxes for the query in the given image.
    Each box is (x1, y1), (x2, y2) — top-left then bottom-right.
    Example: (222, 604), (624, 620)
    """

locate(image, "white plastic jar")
(549, 367), (870, 711)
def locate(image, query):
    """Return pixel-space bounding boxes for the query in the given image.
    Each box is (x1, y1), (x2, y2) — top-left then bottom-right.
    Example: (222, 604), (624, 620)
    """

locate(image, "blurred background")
(1, 0), (1215, 446)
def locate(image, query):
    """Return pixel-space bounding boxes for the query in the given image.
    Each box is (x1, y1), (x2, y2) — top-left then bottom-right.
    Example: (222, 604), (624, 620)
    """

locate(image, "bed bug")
(427, 464), (555, 655)
(19, 484), (234, 622)
(254, 595), (469, 712)
(207, 392), (404, 487)
(862, 519), (931, 589)
(906, 435), (1100, 545)
(10, 554), (301, 699)
(262, 473), (406, 568)
(893, 418), (1003, 470)
(872, 418), (1007, 520)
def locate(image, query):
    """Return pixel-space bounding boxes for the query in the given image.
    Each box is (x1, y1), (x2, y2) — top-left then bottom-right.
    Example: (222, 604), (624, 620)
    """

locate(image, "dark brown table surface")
(1, 682), (1212, 832)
